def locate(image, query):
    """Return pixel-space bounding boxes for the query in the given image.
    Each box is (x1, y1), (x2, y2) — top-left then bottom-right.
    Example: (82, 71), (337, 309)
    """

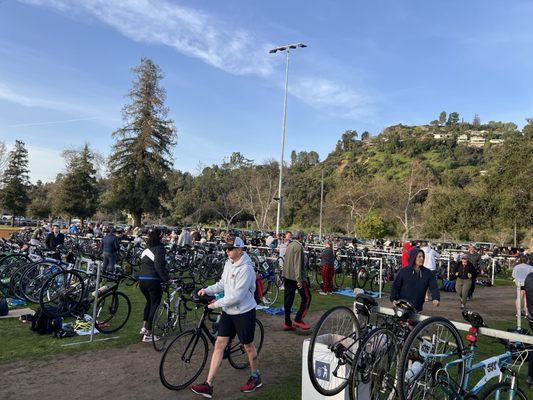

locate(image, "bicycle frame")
(428, 344), (514, 398)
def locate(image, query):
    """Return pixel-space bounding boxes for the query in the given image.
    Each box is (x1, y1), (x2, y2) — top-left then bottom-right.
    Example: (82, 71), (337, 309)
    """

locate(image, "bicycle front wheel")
(397, 316), (464, 400)
(96, 291), (131, 333)
(159, 330), (209, 390)
(481, 382), (527, 400)
(308, 306), (361, 396)
(152, 303), (173, 352)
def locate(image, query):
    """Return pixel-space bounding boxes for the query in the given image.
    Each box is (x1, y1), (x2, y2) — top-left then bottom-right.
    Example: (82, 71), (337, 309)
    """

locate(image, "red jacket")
(401, 242), (412, 267)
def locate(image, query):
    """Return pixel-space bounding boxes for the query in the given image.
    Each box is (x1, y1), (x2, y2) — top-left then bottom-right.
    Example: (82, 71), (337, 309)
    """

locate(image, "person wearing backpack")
(192, 236), (261, 398)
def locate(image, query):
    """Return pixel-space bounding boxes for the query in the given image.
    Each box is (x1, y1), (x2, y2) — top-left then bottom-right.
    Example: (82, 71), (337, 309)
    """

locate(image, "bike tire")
(397, 316), (465, 400)
(480, 382), (527, 400)
(348, 327), (398, 400)
(308, 305), (361, 396)
(39, 269), (85, 318)
(96, 291), (131, 333)
(159, 330), (209, 390)
(152, 303), (171, 352)
(228, 318), (265, 369)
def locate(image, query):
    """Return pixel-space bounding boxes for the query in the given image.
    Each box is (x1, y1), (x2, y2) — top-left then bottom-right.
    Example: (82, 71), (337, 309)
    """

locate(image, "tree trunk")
(11, 215), (15, 227)
(133, 211), (142, 228)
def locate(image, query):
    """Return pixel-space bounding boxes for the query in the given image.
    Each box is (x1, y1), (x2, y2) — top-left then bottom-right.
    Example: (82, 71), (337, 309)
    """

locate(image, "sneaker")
(142, 334), (152, 342)
(191, 382), (213, 398)
(142, 334), (159, 342)
(293, 320), (311, 330)
(139, 327), (148, 335)
(460, 304), (465, 310)
(319, 291), (328, 296)
(241, 375), (263, 393)
(282, 323), (295, 331)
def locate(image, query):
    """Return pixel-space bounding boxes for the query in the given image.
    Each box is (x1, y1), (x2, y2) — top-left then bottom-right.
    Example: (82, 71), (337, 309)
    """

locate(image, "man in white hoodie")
(191, 236), (261, 398)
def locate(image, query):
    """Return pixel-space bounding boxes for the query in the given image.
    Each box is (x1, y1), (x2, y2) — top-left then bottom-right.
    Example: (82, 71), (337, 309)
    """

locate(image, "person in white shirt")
(192, 236), (262, 397)
(422, 242), (440, 301)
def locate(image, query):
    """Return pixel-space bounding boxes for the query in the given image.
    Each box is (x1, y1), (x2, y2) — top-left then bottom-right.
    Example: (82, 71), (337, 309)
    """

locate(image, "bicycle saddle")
(462, 310), (485, 329)
(393, 300), (417, 320)
(355, 293), (378, 317)
(191, 292), (215, 305)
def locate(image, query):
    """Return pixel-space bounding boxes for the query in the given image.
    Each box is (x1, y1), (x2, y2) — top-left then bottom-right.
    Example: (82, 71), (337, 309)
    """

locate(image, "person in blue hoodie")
(390, 247), (440, 312)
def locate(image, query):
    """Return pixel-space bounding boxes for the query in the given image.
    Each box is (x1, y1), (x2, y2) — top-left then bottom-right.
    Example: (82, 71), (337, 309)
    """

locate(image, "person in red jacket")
(401, 241), (413, 268)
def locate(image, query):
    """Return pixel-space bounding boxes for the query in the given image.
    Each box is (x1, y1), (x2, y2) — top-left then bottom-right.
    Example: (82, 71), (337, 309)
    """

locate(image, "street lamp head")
(269, 43), (307, 54)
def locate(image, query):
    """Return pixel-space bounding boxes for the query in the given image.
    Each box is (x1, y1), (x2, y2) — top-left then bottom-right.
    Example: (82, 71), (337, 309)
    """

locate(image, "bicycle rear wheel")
(481, 382), (527, 400)
(39, 270), (85, 317)
(96, 291), (131, 333)
(349, 328), (398, 400)
(308, 306), (361, 396)
(159, 330), (209, 390)
(228, 319), (264, 369)
(397, 316), (464, 400)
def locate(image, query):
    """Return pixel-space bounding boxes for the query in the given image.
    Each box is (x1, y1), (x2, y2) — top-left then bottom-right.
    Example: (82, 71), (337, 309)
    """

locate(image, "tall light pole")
(269, 42), (307, 235)
(319, 169), (324, 241)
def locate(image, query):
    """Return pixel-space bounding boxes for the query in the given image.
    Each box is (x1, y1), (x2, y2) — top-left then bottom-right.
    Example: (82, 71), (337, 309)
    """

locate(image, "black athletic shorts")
(217, 308), (256, 344)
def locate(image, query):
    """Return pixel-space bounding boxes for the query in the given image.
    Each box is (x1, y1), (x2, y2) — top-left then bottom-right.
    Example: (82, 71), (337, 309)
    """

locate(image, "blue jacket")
(390, 248), (440, 311)
(101, 233), (120, 254)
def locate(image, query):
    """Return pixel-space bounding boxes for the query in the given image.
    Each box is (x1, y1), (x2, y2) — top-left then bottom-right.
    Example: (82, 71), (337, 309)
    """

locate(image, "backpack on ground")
(31, 308), (62, 335)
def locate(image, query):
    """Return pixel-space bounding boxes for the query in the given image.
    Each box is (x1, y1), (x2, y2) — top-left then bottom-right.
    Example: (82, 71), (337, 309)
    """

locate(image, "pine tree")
(57, 144), (99, 226)
(107, 58), (177, 227)
(1, 140), (30, 226)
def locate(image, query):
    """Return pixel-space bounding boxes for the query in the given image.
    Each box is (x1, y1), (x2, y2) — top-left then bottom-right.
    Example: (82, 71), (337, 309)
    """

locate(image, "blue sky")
(1, 0), (533, 183)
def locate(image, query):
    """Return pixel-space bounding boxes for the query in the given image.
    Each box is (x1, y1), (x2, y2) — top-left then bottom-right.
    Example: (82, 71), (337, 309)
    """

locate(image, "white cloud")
(21, 0), (275, 77)
(19, 0), (376, 122)
(290, 77), (374, 120)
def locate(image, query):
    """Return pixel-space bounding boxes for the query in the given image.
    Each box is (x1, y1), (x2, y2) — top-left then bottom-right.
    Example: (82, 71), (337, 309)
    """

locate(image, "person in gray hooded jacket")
(191, 237), (262, 398)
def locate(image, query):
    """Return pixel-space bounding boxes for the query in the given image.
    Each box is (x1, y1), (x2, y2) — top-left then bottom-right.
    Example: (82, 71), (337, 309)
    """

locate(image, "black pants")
(139, 280), (163, 331)
(102, 252), (117, 273)
(284, 279), (311, 326)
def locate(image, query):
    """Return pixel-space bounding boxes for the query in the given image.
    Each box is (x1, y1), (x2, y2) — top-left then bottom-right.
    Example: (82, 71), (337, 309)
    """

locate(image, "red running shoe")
(191, 382), (213, 398)
(241, 375), (263, 392)
(282, 323), (295, 331)
(293, 320), (310, 330)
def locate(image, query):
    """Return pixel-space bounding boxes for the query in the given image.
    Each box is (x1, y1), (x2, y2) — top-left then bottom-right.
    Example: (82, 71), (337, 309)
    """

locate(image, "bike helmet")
(462, 310), (485, 329)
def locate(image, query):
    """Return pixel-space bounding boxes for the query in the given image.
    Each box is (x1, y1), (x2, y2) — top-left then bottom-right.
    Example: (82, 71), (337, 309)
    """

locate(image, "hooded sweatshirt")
(205, 251), (257, 315)
(390, 248), (440, 311)
(401, 242), (413, 268)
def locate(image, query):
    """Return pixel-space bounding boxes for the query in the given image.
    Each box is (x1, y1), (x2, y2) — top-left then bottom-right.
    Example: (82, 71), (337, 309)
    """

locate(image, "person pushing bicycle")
(191, 236), (262, 398)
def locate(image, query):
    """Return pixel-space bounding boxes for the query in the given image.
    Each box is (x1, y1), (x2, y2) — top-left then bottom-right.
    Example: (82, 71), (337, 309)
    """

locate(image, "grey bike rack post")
(62, 260), (119, 347)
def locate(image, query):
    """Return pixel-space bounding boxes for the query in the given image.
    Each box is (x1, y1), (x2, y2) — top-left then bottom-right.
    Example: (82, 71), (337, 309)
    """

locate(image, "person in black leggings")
(137, 228), (170, 342)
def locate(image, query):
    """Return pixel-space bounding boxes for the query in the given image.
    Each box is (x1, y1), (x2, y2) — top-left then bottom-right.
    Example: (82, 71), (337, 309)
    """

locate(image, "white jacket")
(205, 252), (257, 315)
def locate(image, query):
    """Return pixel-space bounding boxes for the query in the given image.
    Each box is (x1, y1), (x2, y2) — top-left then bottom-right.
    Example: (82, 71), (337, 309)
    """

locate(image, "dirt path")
(0, 284), (519, 400)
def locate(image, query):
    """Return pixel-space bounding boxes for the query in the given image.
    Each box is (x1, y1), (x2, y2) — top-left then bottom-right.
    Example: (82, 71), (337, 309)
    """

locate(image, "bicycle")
(38, 266), (133, 333)
(397, 309), (530, 400)
(151, 278), (198, 352)
(159, 293), (264, 391)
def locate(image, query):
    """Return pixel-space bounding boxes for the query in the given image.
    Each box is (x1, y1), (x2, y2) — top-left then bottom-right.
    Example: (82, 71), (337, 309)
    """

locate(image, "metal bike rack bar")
(357, 305), (533, 345)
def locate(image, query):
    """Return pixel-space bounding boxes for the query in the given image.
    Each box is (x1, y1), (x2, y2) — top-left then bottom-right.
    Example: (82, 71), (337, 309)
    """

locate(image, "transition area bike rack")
(61, 259), (119, 347)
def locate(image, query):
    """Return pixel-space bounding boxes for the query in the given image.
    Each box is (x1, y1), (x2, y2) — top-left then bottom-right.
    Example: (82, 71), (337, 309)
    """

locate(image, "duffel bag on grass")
(31, 308), (62, 335)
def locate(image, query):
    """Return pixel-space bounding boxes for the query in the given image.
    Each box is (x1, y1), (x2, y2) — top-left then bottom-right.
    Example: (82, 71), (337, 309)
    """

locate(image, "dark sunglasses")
(225, 247), (236, 252)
